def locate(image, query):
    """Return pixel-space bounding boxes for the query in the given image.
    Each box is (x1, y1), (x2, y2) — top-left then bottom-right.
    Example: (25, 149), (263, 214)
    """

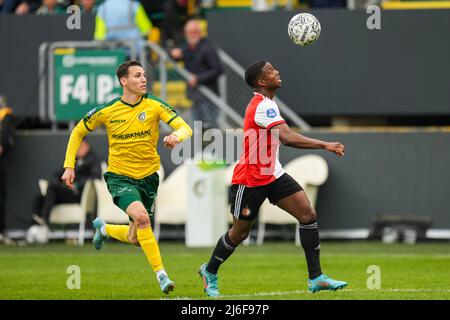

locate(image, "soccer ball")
(26, 225), (49, 244)
(288, 13), (321, 47)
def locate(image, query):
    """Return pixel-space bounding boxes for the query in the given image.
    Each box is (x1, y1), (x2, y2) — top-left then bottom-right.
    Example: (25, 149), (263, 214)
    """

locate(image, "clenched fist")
(325, 142), (345, 156)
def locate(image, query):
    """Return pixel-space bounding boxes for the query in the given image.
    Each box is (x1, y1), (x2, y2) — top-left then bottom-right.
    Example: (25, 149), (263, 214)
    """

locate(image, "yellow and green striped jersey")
(64, 93), (192, 180)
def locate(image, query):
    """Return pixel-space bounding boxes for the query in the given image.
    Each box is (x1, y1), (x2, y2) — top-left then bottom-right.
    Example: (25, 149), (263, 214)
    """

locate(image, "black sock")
(206, 231), (237, 274)
(299, 221), (322, 279)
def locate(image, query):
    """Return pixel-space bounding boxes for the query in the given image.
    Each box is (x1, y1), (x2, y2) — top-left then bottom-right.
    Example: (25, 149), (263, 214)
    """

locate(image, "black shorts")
(230, 173), (303, 221)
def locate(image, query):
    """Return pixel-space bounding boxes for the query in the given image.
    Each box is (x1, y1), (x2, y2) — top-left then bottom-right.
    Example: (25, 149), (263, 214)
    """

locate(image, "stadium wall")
(1, 11), (449, 118)
(0, 15), (95, 118)
(207, 9), (450, 116)
(4, 130), (450, 231)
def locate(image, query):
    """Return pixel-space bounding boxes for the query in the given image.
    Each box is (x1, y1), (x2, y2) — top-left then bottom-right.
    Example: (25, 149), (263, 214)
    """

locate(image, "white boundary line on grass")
(164, 288), (450, 300)
(218, 288), (450, 299)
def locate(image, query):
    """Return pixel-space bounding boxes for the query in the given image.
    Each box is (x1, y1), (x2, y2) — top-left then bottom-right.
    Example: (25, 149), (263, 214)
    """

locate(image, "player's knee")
(240, 230), (250, 243)
(310, 207), (317, 220)
(132, 211), (150, 227)
(229, 227), (250, 245)
(303, 207), (317, 223)
(236, 228), (251, 244)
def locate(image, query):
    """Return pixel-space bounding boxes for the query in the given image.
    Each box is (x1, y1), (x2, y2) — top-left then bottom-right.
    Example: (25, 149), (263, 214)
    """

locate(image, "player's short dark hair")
(116, 60), (143, 84)
(245, 61), (267, 88)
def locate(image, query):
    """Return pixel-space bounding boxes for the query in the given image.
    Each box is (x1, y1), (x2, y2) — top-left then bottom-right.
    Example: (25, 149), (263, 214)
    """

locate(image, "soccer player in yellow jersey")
(61, 61), (192, 295)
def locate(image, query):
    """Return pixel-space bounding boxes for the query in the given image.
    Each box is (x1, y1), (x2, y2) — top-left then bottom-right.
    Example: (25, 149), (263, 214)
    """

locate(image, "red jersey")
(232, 93), (286, 187)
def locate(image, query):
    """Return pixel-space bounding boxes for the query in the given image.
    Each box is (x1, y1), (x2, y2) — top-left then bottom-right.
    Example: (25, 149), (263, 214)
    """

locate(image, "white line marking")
(159, 288), (450, 300)
(218, 288), (450, 299)
(179, 288), (450, 299)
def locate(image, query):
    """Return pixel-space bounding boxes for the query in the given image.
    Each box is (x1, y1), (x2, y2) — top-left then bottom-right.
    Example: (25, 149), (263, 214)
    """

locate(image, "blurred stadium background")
(0, 0), (449, 300)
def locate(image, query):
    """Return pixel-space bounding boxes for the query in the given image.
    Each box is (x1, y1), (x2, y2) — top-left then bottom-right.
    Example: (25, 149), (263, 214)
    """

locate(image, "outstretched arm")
(61, 121), (89, 188)
(62, 105), (104, 187)
(273, 123), (345, 156)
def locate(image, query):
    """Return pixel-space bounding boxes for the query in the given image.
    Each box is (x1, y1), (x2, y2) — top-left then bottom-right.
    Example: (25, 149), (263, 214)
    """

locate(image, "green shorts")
(103, 171), (159, 223)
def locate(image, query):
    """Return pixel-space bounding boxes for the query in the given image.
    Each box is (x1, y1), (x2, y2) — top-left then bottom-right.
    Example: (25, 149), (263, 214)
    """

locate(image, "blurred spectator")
(31, 138), (101, 228)
(1, 0), (41, 14)
(36, 0), (66, 14)
(0, 96), (15, 244)
(94, 0), (152, 55)
(170, 19), (223, 129)
(78, 0), (96, 14)
(141, 0), (188, 48)
(158, 0), (178, 47)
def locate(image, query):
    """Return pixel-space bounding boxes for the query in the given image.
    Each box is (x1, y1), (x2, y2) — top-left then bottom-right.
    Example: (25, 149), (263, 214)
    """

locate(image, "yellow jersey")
(64, 93), (192, 179)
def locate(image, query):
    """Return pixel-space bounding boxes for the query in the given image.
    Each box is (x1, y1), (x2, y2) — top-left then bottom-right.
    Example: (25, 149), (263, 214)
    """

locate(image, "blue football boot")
(159, 274), (175, 294)
(92, 217), (107, 250)
(198, 263), (220, 297)
(308, 274), (348, 293)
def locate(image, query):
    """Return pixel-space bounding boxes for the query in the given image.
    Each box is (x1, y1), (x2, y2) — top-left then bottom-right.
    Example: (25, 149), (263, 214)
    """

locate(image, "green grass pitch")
(1, 241), (449, 300)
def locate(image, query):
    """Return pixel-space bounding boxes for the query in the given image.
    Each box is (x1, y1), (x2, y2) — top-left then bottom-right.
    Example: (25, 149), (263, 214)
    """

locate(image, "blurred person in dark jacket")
(0, 96), (15, 243)
(31, 138), (101, 227)
(1, 0), (41, 14)
(170, 19), (223, 129)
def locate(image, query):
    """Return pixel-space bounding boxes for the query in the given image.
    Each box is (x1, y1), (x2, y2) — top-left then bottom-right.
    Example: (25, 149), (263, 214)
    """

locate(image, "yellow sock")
(105, 224), (129, 243)
(137, 227), (164, 272)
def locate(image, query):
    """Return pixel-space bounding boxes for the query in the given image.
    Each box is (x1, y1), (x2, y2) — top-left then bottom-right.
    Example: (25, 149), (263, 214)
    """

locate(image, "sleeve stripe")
(266, 120), (286, 130)
(83, 120), (93, 132)
(167, 115), (179, 125)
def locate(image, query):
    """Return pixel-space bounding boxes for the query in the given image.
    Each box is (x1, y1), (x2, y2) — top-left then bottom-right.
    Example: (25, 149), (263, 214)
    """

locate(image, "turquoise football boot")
(159, 274), (175, 294)
(92, 217), (107, 250)
(198, 263), (220, 297)
(308, 274), (348, 293)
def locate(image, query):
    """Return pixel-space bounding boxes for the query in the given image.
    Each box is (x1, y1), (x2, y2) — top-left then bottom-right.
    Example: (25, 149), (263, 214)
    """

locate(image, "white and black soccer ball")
(288, 13), (321, 47)
(26, 225), (49, 244)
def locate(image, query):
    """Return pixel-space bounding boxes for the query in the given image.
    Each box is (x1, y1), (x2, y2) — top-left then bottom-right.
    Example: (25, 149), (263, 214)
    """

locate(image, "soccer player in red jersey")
(199, 61), (347, 296)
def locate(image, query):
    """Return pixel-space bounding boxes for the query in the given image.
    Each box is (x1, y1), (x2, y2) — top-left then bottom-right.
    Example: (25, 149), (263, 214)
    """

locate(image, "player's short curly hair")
(245, 61), (267, 88)
(116, 60), (143, 85)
